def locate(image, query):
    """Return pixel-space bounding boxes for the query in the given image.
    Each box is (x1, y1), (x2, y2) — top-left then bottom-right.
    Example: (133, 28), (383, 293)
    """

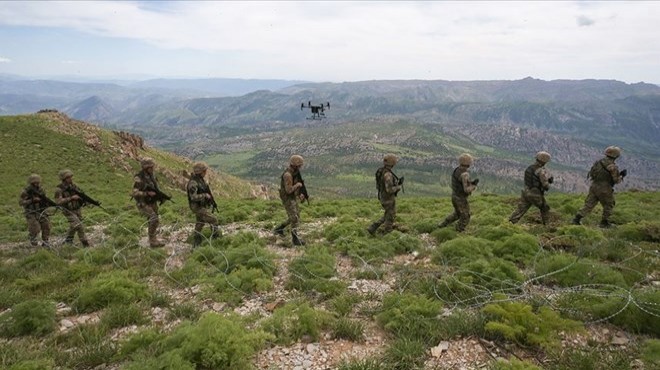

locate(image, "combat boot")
(367, 223), (380, 236)
(41, 240), (50, 248)
(437, 220), (450, 228)
(572, 214), (583, 225)
(273, 223), (287, 236)
(210, 228), (222, 239)
(63, 236), (74, 245)
(599, 220), (612, 229)
(192, 234), (202, 248)
(81, 240), (91, 248)
(291, 230), (305, 246)
(149, 237), (165, 248)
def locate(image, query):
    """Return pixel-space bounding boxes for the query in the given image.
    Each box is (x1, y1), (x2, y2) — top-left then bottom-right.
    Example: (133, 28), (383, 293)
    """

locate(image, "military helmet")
(535, 151), (551, 164)
(604, 146), (621, 159)
(27, 174), (41, 185)
(193, 161), (208, 174)
(141, 157), (155, 169)
(383, 154), (398, 167)
(59, 169), (74, 180)
(289, 155), (304, 167)
(458, 153), (474, 166)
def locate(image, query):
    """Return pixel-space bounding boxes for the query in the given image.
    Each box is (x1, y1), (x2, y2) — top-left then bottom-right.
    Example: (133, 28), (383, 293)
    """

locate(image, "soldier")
(132, 157), (166, 247)
(274, 155), (306, 246)
(572, 146), (627, 228)
(19, 174), (51, 247)
(54, 169), (91, 247)
(509, 151), (554, 225)
(367, 154), (403, 235)
(438, 153), (478, 232)
(187, 161), (220, 247)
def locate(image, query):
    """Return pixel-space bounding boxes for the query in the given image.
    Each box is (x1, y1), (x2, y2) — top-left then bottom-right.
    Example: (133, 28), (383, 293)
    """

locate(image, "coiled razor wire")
(1, 207), (658, 330)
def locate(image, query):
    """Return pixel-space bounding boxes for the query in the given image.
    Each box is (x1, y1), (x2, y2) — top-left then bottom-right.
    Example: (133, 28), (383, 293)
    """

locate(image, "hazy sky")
(1, 1), (659, 83)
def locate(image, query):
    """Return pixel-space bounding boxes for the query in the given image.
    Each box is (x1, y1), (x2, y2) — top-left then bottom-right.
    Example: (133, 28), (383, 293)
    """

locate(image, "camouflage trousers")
(509, 189), (550, 225)
(25, 212), (51, 246)
(137, 203), (160, 238)
(578, 184), (615, 222)
(439, 195), (471, 232)
(280, 197), (300, 231)
(63, 208), (88, 243)
(190, 204), (218, 235)
(370, 198), (396, 233)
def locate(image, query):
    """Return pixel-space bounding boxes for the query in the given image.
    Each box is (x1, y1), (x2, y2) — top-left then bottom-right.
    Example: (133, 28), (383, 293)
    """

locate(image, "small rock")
(431, 341), (450, 358)
(306, 343), (317, 354)
(60, 319), (74, 328)
(212, 302), (225, 312)
(611, 335), (629, 345)
(303, 359), (313, 368)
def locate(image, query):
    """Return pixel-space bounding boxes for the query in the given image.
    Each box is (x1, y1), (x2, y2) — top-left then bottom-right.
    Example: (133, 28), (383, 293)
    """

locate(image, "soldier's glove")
(472, 179), (479, 186)
(548, 176), (554, 184)
(620, 169), (627, 178)
(398, 177), (405, 186)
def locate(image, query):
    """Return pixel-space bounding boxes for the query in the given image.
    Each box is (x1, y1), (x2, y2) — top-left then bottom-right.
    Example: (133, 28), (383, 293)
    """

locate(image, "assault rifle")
(292, 172), (310, 204)
(71, 188), (108, 212)
(26, 188), (58, 210)
(146, 185), (173, 205)
(208, 188), (219, 213)
(397, 176), (405, 195)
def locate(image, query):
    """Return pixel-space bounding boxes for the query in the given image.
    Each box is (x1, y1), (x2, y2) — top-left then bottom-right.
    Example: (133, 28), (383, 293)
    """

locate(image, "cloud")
(61, 60), (82, 65)
(0, 57), (11, 63)
(576, 15), (595, 27)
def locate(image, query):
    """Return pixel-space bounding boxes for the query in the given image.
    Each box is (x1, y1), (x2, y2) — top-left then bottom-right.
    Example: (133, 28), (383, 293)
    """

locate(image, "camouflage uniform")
(368, 154), (402, 235)
(274, 155), (306, 246)
(187, 162), (219, 247)
(438, 154), (477, 232)
(54, 169), (90, 246)
(19, 174), (51, 247)
(132, 158), (165, 247)
(573, 146), (625, 228)
(509, 152), (552, 225)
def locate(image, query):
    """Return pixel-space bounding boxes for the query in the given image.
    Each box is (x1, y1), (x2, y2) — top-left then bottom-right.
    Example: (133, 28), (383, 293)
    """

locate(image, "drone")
(301, 101), (330, 120)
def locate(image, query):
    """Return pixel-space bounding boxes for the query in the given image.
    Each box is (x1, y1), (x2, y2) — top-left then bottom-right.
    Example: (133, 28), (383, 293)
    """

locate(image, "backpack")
(375, 166), (398, 199)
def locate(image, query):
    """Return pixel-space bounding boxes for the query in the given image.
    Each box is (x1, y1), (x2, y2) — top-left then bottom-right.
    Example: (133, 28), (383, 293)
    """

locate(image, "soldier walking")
(367, 154), (403, 235)
(132, 158), (166, 247)
(187, 162), (220, 247)
(274, 155), (306, 246)
(573, 146), (627, 228)
(509, 152), (553, 225)
(438, 153), (478, 232)
(54, 169), (90, 247)
(19, 174), (51, 247)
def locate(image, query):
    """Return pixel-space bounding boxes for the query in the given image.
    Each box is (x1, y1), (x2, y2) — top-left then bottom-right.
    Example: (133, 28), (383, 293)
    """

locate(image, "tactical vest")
(280, 168), (298, 200)
(135, 170), (159, 204)
(524, 164), (543, 191)
(22, 185), (46, 212)
(187, 175), (210, 205)
(588, 158), (613, 184)
(451, 166), (469, 197)
(57, 183), (82, 210)
(376, 166), (398, 199)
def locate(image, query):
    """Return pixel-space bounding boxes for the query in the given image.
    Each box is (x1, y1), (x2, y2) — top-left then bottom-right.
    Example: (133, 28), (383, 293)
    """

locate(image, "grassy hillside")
(0, 112), (262, 242)
(1, 188), (658, 369)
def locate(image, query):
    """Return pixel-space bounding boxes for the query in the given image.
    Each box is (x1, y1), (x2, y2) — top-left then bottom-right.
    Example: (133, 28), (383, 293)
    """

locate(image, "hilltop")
(0, 111), (267, 241)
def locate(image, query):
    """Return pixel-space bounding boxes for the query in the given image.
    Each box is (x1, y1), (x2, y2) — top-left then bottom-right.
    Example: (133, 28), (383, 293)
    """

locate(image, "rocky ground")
(9, 219), (643, 370)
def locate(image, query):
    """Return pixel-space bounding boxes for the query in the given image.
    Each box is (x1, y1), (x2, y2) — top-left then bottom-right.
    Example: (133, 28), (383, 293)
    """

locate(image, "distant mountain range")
(1, 76), (659, 195)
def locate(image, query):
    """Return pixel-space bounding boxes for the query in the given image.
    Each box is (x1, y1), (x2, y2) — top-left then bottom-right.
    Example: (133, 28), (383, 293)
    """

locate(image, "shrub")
(533, 254), (628, 288)
(430, 227), (458, 244)
(490, 358), (541, 370)
(550, 225), (605, 249)
(210, 266), (273, 305)
(168, 302), (201, 321)
(118, 328), (165, 359)
(483, 300), (583, 350)
(493, 233), (540, 265)
(381, 338), (426, 370)
(434, 309), (486, 340)
(287, 246), (345, 298)
(337, 358), (386, 370)
(376, 293), (443, 343)
(641, 339), (660, 368)
(458, 258), (524, 290)
(260, 301), (332, 345)
(329, 293), (362, 317)
(100, 304), (148, 330)
(615, 221), (660, 242)
(432, 236), (493, 266)
(0, 299), (56, 337)
(474, 225), (517, 242)
(8, 360), (54, 370)
(124, 312), (271, 370)
(332, 317), (365, 342)
(73, 272), (148, 313)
